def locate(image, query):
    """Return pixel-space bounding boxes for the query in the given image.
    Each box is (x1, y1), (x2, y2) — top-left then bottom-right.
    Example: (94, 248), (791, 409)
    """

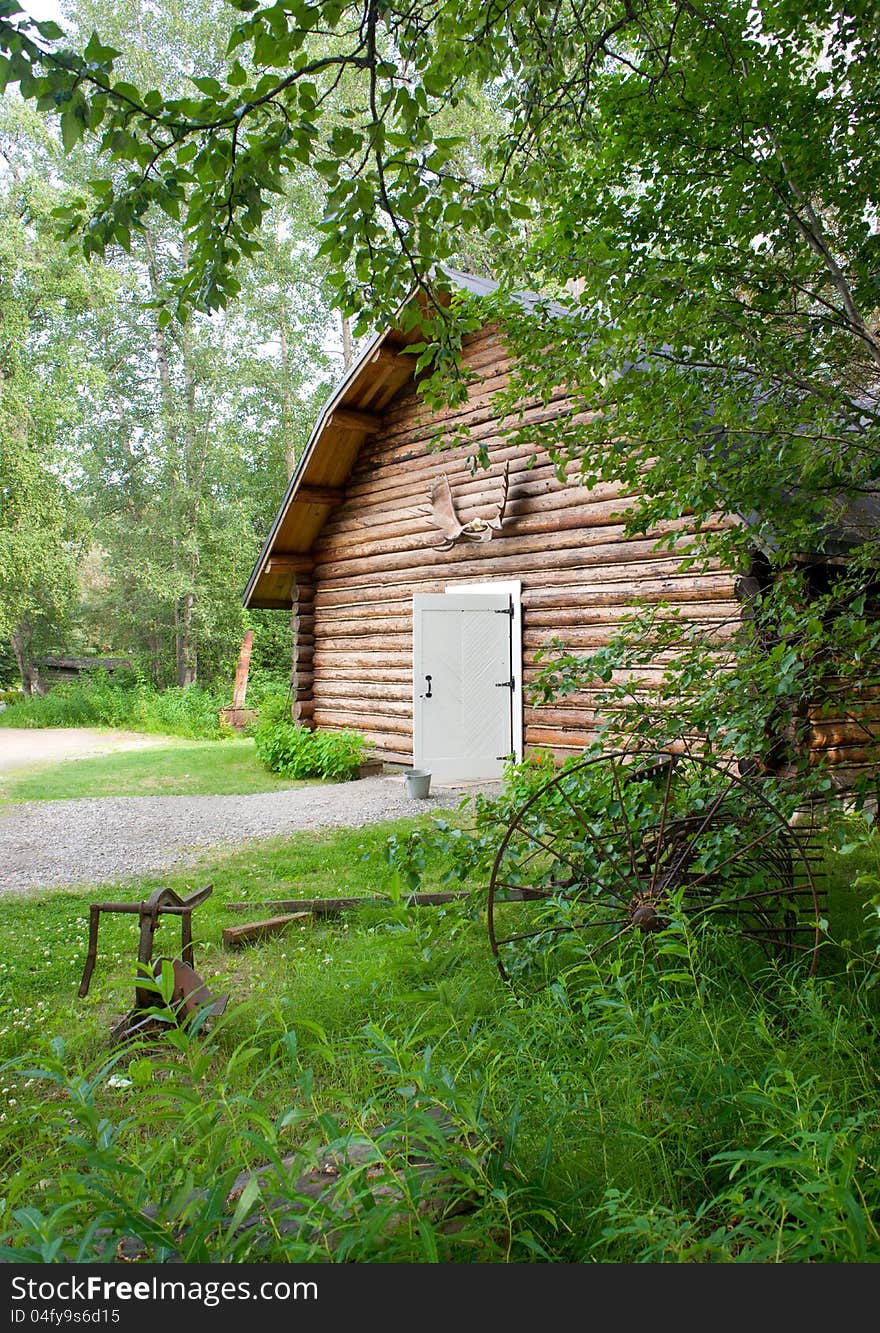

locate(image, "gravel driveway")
(0, 776), (498, 894)
(0, 726), (167, 772)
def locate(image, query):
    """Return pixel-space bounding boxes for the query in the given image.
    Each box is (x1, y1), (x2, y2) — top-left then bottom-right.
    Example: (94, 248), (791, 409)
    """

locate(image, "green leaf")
(60, 107), (86, 153)
(190, 75), (223, 97)
(83, 31), (122, 65)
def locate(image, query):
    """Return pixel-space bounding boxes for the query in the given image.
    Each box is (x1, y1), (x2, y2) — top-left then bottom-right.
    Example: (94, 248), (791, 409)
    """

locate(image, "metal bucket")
(404, 769), (432, 799)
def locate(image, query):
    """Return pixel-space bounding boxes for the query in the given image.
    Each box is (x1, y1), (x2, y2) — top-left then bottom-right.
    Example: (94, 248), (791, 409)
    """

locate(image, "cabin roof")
(243, 266), (546, 609)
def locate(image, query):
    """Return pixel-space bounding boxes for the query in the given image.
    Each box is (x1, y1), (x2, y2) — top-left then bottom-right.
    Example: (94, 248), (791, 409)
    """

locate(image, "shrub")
(253, 722), (366, 781)
(0, 670), (227, 739)
(312, 728), (367, 781)
(253, 721), (317, 778)
(247, 685), (293, 732)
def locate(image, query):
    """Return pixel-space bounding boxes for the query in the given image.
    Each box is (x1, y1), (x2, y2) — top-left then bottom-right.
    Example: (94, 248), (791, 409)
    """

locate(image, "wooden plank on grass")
(222, 911), (312, 949)
(225, 890), (471, 915)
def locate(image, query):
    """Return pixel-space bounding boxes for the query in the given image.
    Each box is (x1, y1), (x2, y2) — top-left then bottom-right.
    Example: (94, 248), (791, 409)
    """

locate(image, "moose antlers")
(420, 460), (511, 551)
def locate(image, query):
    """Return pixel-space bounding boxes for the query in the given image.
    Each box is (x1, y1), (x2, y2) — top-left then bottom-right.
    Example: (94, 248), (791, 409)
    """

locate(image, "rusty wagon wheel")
(486, 747), (822, 987)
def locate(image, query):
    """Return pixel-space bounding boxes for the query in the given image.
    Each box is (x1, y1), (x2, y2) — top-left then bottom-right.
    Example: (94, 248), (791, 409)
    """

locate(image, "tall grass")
(1, 819), (878, 1262)
(0, 670), (290, 741)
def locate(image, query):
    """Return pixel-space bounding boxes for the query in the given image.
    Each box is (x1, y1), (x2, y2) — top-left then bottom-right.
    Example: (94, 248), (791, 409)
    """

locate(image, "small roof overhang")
(242, 312), (421, 609)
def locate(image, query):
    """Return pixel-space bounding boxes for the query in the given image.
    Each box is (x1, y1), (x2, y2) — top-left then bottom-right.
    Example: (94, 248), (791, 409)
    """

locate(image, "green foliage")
(0, 814), (879, 1261)
(312, 728), (368, 782)
(0, 669), (227, 739)
(245, 681), (292, 730)
(0, 121), (107, 686)
(254, 721), (366, 781)
(252, 719), (316, 777)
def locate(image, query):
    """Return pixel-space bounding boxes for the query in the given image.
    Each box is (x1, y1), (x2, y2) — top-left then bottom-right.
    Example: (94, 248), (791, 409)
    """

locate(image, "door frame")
(444, 578), (523, 763)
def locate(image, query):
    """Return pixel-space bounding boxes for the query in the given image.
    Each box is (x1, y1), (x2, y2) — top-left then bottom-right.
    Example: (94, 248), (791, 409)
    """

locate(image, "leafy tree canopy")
(0, 3), (876, 526)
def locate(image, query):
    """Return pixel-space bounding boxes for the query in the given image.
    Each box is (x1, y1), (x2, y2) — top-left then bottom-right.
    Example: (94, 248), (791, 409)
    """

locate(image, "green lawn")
(0, 737), (313, 802)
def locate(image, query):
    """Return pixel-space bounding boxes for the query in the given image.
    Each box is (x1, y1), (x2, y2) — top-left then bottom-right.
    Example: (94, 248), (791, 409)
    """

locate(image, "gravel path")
(0, 726), (168, 773)
(0, 776), (500, 894)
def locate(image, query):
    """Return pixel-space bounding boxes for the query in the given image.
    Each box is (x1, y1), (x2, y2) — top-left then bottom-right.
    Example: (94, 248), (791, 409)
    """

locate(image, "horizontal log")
(314, 695), (412, 717)
(313, 652), (411, 670)
(807, 705), (880, 724)
(315, 613), (413, 638)
(525, 726), (597, 749)
(313, 668), (413, 688)
(317, 679), (412, 703)
(307, 613), (737, 658)
(378, 382), (578, 456)
(523, 600), (739, 630)
(325, 502), (651, 557)
(323, 470), (631, 536)
(317, 508), (636, 569)
(378, 368), (521, 439)
(314, 536), (710, 589)
(340, 456), (621, 505)
(312, 708), (412, 735)
(225, 888), (555, 915)
(222, 912), (312, 949)
(810, 744), (880, 767)
(383, 371), (518, 430)
(375, 393), (608, 465)
(356, 733), (414, 756)
(523, 576), (737, 609)
(524, 624), (736, 651)
(812, 678), (880, 697)
(809, 722), (880, 746)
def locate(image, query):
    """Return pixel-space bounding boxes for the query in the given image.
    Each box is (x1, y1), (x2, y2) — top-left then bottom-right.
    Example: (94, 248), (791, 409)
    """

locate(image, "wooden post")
(232, 630), (254, 709)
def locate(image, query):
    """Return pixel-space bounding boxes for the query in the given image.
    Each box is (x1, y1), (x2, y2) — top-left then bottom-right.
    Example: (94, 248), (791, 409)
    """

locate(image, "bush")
(246, 684), (293, 731)
(0, 670), (227, 739)
(253, 721), (317, 778)
(313, 728), (368, 781)
(253, 722), (366, 781)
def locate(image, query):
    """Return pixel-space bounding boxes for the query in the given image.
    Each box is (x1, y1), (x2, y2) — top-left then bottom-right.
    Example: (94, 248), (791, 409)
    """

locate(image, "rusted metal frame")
(78, 885), (212, 1001)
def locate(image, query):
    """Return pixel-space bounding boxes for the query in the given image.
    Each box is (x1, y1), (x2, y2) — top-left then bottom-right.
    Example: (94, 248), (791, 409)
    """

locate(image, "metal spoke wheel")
(487, 748), (822, 986)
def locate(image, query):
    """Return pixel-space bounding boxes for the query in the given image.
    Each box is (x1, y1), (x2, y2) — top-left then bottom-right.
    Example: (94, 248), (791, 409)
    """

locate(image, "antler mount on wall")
(419, 460), (511, 551)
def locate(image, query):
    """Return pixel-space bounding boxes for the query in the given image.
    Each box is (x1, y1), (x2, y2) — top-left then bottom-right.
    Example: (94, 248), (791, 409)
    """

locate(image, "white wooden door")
(413, 593), (514, 782)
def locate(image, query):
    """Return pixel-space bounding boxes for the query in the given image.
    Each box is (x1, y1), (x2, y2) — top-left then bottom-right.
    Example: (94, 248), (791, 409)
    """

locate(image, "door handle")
(424, 674), (432, 699)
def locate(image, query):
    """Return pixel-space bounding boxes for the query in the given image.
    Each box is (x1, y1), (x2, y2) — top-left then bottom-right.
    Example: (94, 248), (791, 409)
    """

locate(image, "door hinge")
(495, 676), (515, 691)
(494, 604), (514, 618)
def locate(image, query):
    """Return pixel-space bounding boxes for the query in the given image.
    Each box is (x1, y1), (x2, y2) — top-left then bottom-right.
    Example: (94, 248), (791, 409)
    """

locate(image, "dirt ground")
(0, 727), (168, 774)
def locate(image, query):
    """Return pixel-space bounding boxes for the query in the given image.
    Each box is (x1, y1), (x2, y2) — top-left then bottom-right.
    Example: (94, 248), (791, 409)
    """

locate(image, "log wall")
(306, 324), (741, 764)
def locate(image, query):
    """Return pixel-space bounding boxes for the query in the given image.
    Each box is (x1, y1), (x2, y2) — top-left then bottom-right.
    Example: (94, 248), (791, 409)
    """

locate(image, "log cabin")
(243, 269), (880, 786)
